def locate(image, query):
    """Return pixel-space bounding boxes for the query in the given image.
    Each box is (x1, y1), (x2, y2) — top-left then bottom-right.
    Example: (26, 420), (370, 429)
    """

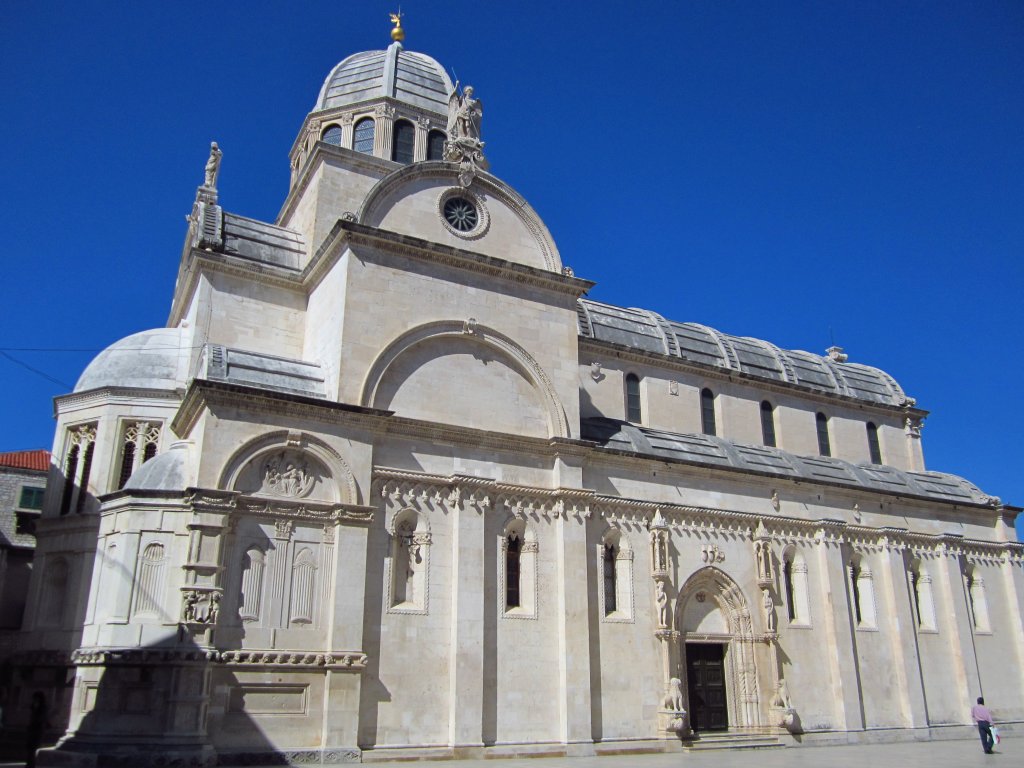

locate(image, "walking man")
(971, 696), (996, 754)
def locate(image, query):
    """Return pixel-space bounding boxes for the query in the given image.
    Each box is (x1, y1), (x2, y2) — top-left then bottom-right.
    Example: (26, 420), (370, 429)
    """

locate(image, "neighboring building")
(0, 450), (47, 639)
(10, 23), (1023, 766)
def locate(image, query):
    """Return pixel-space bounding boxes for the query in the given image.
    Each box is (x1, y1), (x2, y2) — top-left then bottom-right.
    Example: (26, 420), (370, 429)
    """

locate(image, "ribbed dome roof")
(578, 299), (911, 408)
(315, 41), (454, 115)
(75, 327), (189, 393)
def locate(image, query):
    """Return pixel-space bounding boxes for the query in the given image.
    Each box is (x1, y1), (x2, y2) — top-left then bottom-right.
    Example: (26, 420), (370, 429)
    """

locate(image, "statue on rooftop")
(447, 83), (483, 141)
(204, 142), (222, 189)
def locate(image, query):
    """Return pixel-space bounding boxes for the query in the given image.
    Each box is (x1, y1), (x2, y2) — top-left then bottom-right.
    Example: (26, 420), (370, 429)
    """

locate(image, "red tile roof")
(0, 449), (51, 472)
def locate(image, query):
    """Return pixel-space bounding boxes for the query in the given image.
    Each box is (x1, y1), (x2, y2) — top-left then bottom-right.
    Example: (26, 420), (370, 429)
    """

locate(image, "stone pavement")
(0, 737), (1013, 768)
(364, 738), (1012, 768)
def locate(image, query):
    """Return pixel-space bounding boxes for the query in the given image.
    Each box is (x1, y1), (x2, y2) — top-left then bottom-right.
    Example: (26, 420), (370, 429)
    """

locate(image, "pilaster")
(554, 510), (592, 744)
(813, 522), (864, 731)
(447, 491), (486, 748)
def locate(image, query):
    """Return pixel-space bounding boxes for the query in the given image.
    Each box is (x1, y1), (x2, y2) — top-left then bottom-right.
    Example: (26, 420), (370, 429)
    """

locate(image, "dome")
(124, 441), (190, 492)
(315, 41), (454, 115)
(75, 327), (189, 393)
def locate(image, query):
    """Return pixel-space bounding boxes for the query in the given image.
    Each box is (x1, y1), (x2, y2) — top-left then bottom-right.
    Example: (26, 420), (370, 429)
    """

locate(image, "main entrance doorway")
(685, 642), (728, 732)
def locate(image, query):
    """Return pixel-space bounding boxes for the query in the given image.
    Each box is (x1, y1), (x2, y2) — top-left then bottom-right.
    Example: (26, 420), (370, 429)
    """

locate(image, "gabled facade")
(9, 28), (1023, 766)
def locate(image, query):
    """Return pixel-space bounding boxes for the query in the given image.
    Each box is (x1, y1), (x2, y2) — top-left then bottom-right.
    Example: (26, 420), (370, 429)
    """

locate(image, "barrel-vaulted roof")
(315, 41), (454, 115)
(577, 299), (910, 408)
(582, 418), (995, 507)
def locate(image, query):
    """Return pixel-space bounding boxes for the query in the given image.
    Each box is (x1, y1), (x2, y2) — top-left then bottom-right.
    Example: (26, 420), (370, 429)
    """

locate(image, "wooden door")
(685, 642), (728, 731)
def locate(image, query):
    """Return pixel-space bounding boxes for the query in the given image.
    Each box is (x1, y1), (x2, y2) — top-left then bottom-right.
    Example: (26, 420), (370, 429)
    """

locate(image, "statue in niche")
(655, 580), (670, 628)
(755, 540), (772, 582)
(762, 588), (776, 633)
(261, 453), (315, 498)
(204, 142), (222, 188)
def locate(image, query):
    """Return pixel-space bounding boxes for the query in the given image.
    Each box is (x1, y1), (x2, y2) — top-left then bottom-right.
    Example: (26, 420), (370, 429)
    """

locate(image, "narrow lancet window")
(603, 543), (617, 614)
(505, 534), (522, 609)
(816, 412), (831, 457)
(867, 422), (882, 464)
(701, 388), (717, 436)
(760, 400), (777, 447)
(625, 374), (642, 423)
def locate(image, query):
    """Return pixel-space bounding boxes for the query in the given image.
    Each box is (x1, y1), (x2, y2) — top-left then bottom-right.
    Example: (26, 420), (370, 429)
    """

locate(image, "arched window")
(625, 373), (642, 423)
(353, 117), (375, 154)
(968, 569), (991, 633)
(783, 558), (796, 621)
(505, 533), (521, 609)
(389, 510), (431, 612)
(849, 555), (876, 628)
(321, 124), (342, 146)
(781, 551), (811, 626)
(816, 412), (831, 457)
(392, 120), (415, 164)
(603, 542), (617, 614)
(700, 388), (717, 436)
(60, 424), (97, 515)
(910, 562), (937, 631)
(427, 129), (446, 160)
(760, 400), (776, 447)
(866, 422), (882, 464)
(117, 421), (161, 489)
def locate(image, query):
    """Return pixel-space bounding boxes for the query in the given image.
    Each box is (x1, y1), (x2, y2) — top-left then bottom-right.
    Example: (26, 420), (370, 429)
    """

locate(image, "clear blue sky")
(2, 1), (1022, 531)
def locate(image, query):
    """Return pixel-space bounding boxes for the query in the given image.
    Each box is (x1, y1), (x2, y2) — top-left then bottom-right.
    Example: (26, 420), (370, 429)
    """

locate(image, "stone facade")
(7, 34), (1023, 767)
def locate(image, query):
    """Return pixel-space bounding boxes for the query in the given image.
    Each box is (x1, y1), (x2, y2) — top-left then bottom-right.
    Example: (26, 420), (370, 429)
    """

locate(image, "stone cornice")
(54, 387), (183, 416)
(171, 379), (392, 439)
(71, 647), (368, 672)
(330, 220), (594, 298)
(369, 468), (1018, 554)
(579, 338), (929, 419)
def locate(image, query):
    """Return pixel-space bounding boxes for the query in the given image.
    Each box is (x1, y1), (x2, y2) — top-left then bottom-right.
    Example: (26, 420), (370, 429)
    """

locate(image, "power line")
(0, 351), (74, 389)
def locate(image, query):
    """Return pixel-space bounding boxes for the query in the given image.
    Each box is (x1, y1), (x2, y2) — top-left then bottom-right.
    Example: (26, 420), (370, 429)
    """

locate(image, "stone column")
(554, 507), (592, 747)
(373, 105), (396, 160)
(447, 488), (486, 748)
(414, 116), (431, 161)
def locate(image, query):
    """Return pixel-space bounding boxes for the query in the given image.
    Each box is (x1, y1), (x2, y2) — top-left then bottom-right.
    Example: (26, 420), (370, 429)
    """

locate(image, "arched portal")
(676, 567), (763, 732)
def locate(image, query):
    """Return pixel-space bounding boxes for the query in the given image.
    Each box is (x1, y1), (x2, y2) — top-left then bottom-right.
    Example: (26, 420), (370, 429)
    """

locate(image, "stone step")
(683, 732), (785, 751)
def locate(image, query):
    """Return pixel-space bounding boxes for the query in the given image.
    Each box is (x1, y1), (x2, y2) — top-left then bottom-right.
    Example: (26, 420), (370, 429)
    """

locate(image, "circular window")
(443, 197), (478, 232)
(437, 188), (489, 239)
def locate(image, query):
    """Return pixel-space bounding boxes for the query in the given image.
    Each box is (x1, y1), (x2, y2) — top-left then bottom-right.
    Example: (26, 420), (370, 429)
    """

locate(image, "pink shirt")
(971, 704), (994, 723)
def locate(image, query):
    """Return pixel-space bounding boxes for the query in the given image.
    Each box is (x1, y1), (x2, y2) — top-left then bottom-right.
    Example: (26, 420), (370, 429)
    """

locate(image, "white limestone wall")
(199, 271), (306, 358)
(578, 360), (911, 470)
(338, 244), (581, 438)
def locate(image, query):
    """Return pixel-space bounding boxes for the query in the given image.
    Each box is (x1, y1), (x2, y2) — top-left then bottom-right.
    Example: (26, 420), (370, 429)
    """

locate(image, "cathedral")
(10, 19), (1023, 765)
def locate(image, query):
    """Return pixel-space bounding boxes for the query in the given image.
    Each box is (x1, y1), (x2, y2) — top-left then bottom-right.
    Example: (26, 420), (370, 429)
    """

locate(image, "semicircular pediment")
(358, 164), (562, 273)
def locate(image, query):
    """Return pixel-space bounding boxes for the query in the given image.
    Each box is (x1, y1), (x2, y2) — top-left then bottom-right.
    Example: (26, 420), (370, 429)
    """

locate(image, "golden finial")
(389, 10), (405, 42)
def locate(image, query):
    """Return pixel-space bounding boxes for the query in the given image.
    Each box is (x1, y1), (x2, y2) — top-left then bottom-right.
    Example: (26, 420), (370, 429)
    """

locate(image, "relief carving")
(261, 453), (316, 498)
(182, 589), (221, 625)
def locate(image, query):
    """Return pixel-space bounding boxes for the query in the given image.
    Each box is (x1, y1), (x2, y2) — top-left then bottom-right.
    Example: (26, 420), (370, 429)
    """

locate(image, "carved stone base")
(216, 748), (361, 765)
(658, 709), (690, 737)
(773, 706), (800, 733)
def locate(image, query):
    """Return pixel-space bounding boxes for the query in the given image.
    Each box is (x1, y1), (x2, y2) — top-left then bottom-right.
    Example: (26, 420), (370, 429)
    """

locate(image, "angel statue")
(447, 82), (483, 141)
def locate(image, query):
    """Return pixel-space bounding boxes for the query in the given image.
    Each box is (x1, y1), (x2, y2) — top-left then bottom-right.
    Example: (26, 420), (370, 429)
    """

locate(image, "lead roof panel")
(581, 417), (992, 506)
(578, 299), (908, 408)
